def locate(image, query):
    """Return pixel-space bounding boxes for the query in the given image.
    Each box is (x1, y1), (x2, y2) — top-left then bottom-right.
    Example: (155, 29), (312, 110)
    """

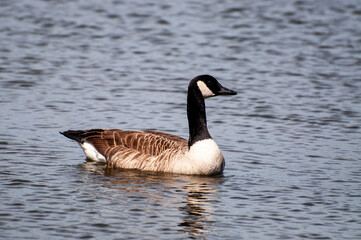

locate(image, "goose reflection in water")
(178, 183), (218, 237)
(79, 161), (223, 238)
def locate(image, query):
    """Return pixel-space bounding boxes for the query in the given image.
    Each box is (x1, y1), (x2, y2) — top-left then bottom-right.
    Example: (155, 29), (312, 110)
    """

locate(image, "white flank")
(80, 141), (106, 163)
(197, 81), (215, 98)
(174, 139), (224, 175)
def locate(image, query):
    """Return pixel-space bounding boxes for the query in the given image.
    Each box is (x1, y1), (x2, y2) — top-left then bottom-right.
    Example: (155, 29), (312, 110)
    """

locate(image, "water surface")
(1, 0), (360, 239)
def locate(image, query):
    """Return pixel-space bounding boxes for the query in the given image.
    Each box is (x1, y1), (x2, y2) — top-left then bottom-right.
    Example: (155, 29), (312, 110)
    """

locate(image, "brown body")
(62, 129), (189, 171)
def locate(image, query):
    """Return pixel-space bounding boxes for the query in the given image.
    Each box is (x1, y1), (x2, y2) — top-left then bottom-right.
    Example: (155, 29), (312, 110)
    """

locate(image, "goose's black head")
(190, 75), (237, 99)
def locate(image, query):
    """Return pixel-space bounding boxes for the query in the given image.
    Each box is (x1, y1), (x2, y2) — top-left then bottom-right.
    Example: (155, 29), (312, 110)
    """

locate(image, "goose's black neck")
(187, 82), (212, 147)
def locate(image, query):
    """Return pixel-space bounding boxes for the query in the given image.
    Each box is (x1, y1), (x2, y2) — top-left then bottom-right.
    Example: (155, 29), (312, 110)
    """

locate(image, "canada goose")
(61, 75), (237, 175)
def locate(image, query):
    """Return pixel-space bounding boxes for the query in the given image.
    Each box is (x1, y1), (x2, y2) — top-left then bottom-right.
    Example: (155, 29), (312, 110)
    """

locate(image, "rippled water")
(1, 0), (361, 239)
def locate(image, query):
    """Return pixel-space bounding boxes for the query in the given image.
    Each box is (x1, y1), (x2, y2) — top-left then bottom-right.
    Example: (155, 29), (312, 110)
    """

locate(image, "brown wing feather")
(63, 129), (189, 170)
(80, 128), (188, 158)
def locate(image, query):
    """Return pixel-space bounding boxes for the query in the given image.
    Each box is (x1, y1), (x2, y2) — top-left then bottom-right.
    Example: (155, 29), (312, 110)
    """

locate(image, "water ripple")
(0, 0), (360, 239)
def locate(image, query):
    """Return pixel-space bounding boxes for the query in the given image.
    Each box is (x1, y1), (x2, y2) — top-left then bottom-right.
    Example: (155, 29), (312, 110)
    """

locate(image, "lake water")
(1, 0), (360, 239)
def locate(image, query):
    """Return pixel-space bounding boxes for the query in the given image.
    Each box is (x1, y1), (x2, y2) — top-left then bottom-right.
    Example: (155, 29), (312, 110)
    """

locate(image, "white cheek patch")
(197, 81), (215, 98)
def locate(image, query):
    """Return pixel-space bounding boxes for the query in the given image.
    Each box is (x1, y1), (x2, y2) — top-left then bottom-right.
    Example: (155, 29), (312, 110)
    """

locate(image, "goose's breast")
(174, 139), (224, 175)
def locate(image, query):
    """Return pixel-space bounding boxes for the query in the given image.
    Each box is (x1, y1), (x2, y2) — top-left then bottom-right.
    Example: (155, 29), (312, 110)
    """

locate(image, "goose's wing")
(61, 128), (188, 162)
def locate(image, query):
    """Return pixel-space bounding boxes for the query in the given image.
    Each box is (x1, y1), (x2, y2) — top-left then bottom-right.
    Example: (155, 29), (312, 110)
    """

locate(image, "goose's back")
(64, 129), (189, 171)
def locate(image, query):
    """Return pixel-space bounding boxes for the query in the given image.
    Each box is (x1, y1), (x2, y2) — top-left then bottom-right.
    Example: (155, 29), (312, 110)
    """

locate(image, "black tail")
(60, 129), (105, 143)
(60, 130), (87, 143)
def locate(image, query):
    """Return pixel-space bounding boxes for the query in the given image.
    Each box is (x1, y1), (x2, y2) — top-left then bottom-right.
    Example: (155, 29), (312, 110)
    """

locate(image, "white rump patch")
(197, 81), (215, 98)
(80, 141), (106, 163)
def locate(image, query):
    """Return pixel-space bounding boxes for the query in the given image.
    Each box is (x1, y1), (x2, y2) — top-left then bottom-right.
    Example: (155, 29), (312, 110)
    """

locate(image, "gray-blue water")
(1, 0), (360, 239)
